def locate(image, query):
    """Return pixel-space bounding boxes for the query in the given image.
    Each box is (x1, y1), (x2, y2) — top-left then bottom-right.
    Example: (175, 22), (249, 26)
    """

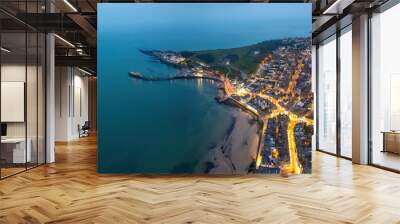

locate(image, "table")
(1, 138), (31, 163)
(382, 131), (400, 154)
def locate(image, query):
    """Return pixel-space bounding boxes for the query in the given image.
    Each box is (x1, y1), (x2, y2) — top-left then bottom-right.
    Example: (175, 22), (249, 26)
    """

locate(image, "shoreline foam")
(198, 107), (261, 174)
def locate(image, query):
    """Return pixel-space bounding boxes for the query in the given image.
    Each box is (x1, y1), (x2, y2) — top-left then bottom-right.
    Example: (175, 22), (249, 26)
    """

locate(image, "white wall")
(1, 64), (40, 137)
(72, 73), (89, 138)
(55, 67), (89, 141)
(1, 63), (46, 164)
(1, 65), (27, 141)
(55, 67), (70, 141)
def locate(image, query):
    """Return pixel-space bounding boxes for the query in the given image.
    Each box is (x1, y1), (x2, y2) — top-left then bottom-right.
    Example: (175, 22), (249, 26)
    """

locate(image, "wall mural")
(98, 3), (313, 175)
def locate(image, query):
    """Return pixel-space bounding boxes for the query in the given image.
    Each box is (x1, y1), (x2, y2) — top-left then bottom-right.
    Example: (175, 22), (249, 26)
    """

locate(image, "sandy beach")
(198, 107), (261, 174)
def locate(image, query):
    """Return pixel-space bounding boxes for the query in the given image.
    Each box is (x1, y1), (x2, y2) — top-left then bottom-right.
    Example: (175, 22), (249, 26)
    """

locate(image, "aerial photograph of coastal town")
(129, 37), (313, 174)
(99, 3), (312, 175)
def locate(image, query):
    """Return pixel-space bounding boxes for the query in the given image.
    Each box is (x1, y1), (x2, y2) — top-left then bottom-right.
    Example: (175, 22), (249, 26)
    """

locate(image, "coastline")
(197, 107), (261, 174)
(128, 71), (263, 174)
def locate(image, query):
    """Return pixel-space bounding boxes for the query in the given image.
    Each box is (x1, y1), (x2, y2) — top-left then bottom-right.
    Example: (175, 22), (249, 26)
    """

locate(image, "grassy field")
(181, 39), (284, 79)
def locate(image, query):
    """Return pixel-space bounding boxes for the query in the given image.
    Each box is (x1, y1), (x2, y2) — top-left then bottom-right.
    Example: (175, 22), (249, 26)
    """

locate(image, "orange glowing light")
(256, 154), (262, 169)
(271, 148), (279, 159)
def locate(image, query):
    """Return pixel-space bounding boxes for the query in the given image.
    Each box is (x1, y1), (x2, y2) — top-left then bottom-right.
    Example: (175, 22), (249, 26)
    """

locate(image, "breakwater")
(128, 72), (223, 82)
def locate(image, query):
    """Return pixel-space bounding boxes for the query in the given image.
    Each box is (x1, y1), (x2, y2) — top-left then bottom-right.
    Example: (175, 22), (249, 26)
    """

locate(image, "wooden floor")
(1, 167), (26, 178)
(1, 135), (400, 224)
(372, 150), (400, 171)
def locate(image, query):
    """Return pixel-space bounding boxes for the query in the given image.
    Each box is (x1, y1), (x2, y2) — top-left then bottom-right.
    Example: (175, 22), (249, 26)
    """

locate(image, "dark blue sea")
(97, 3), (311, 173)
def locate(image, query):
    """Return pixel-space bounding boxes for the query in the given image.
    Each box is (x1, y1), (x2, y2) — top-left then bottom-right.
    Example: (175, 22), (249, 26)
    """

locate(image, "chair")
(78, 121), (90, 138)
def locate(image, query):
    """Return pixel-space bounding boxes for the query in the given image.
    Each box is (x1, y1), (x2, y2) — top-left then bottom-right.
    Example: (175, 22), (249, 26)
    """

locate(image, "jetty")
(128, 72), (223, 82)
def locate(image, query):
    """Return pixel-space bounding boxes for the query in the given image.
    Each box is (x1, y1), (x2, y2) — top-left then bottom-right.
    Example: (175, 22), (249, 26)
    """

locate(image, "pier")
(128, 72), (223, 82)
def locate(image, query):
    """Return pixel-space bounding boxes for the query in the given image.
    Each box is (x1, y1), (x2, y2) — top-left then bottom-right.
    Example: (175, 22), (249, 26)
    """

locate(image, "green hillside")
(181, 39), (284, 79)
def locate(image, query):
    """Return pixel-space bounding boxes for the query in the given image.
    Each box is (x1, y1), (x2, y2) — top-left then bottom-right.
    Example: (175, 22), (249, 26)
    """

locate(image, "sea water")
(97, 3), (311, 173)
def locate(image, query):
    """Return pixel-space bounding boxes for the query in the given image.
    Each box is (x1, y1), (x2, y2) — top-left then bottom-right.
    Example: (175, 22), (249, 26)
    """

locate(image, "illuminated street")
(131, 38), (313, 175)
